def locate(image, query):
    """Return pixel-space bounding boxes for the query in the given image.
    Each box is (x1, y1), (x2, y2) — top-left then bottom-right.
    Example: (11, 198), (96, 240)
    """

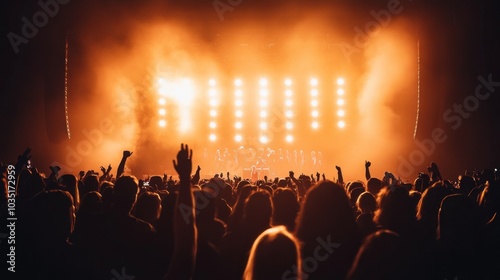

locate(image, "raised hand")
(335, 166), (341, 172)
(316, 172), (320, 182)
(173, 143), (193, 181)
(123, 150), (133, 158)
(365, 160), (371, 180)
(322, 173), (326, 181)
(365, 160), (371, 168)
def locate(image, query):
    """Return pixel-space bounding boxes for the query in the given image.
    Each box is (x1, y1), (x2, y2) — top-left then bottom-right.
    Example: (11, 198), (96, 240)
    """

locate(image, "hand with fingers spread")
(173, 143), (193, 181)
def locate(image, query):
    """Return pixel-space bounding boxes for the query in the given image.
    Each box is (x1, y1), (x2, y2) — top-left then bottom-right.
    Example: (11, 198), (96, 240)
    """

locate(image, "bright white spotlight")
(286, 135), (293, 142)
(259, 78), (268, 86)
(311, 121), (319, 129)
(259, 135), (268, 144)
(310, 78), (318, 86)
(285, 99), (293, 107)
(337, 109), (345, 117)
(235, 110), (243, 117)
(311, 110), (319, 118)
(209, 134), (216, 141)
(208, 89), (216, 97)
(285, 89), (293, 97)
(337, 77), (345, 85)
(285, 110), (293, 118)
(234, 79), (242, 86)
(158, 98), (166, 105)
(235, 99), (243, 107)
(158, 108), (166, 116)
(311, 100), (318, 107)
(209, 98), (218, 106)
(337, 88), (344, 95)
(310, 89), (318, 96)
(259, 99), (268, 107)
(337, 98), (345, 106)
(259, 89), (268, 97)
(157, 78), (167, 85)
(338, 120), (346, 128)
(284, 79), (292, 86)
(209, 79), (216, 86)
(285, 121), (293, 130)
(235, 134), (242, 142)
(209, 109), (217, 117)
(235, 89), (243, 97)
(235, 121), (243, 129)
(260, 110), (268, 118)
(260, 122), (268, 130)
(209, 121), (217, 129)
(158, 119), (166, 127)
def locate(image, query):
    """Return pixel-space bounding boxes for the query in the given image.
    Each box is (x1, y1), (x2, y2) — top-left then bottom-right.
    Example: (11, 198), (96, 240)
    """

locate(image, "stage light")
(337, 89), (344, 95)
(310, 89), (318, 96)
(157, 78), (167, 85)
(311, 110), (319, 118)
(285, 89), (293, 97)
(234, 79), (242, 86)
(235, 110), (243, 117)
(208, 89), (216, 97)
(337, 109), (345, 117)
(260, 110), (268, 118)
(209, 121), (217, 129)
(285, 99), (293, 107)
(337, 77), (345, 85)
(338, 120), (346, 128)
(158, 98), (166, 105)
(337, 98), (345, 106)
(158, 109), (166, 116)
(259, 135), (268, 144)
(285, 121), (293, 130)
(310, 78), (318, 86)
(209, 98), (218, 106)
(285, 110), (293, 118)
(259, 89), (268, 97)
(260, 122), (268, 130)
(158, 119), (166, 127)
(235, 121), (243, 129)
(235, 134), (242, 142)
(259, 78), (268, 86)
(259, 99), (268, 107)
(235, 89), (243, 97)
(209, 134), (216, 141)
(209, 79), (216, 86)
(235, 99), (243, 107)
(158, 87), (167, 96)
(284, 79), (292, 86)
(311, 121), (319, 129)
(209, 109), (217, 117)
(286, 135), (293, 142)
(311, 100), (318, 107)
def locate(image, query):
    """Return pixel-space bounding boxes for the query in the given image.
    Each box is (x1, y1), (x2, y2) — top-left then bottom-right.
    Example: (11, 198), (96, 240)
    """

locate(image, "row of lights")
(310, 78), (319, 130)
(208, 79), (218, 141)
(157, 78), (167, 127)
(336, 78), (346, 128)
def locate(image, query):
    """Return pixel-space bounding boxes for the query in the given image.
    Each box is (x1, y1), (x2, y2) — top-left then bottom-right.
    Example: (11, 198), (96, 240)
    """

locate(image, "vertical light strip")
(413, 39), (420, 139)
(64, 35), (71, 139)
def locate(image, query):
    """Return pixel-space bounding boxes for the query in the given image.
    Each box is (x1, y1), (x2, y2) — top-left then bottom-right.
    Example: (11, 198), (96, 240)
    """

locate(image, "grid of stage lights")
(336, 77), (346, 128)
(208, 79), (218, 142)
(234, 79), (243, 143)
(258, 78), (269, 144)
(284, 78), (294, 143)
(310, 77), (319, 129)
(156, 76), (346, 143)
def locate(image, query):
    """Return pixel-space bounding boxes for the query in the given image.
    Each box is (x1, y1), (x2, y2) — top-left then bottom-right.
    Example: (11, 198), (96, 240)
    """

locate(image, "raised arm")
(116, 150), (132, 178)
(365, 160), (371, 181)
(336, 165), (344, 185)
(165, 144), (197, 280)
